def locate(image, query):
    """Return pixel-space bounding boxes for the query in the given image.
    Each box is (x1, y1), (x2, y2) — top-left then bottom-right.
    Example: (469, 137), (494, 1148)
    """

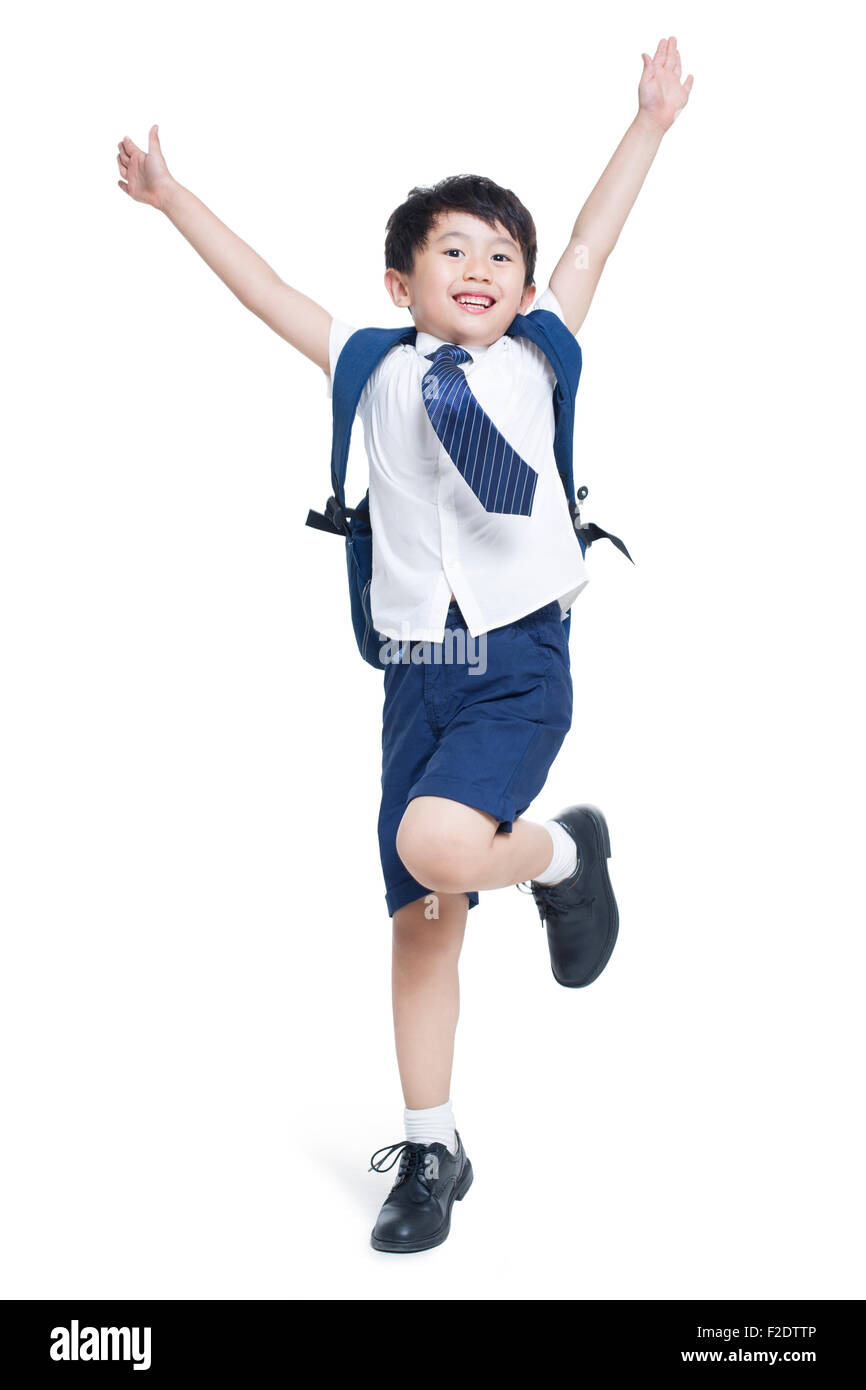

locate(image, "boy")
(117, 36), (692, 1254)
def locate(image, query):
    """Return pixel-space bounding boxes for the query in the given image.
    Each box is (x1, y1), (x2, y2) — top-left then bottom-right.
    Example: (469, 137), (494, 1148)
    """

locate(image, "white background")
(2, 0), (863, 1300)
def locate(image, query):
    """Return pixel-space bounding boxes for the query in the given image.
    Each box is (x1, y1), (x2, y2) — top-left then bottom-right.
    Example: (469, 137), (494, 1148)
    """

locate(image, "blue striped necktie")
(421, 343), (538, 516)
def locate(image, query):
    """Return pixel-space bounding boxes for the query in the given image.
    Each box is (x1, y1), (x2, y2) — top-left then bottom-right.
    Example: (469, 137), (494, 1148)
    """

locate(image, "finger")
(683, 74), (694, 97)
(653, 37), (665, 64)
(148, 123), (161, 152)
(117, 180), (129, 194)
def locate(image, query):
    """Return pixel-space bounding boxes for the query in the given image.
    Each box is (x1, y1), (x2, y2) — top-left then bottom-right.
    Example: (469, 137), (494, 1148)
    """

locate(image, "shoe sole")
(370, 1160), (474, 1253)
(551, 803), (619, 989)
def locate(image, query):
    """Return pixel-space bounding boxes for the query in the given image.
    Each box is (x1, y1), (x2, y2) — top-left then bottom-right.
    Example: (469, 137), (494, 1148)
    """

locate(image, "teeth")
(456, 296), (492, 306)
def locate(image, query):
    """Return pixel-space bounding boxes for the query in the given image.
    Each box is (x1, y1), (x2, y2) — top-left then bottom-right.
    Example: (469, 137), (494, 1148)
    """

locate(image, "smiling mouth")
(453, 294), (495, 314)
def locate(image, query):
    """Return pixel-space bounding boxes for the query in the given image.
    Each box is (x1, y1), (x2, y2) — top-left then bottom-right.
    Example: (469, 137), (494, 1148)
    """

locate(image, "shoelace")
(516, 879), (596, 928)
(368, 1140), (435, 1194)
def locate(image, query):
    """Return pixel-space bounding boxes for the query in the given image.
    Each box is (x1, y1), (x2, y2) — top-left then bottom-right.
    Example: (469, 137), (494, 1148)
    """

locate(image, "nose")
(463, 254), (492, 283)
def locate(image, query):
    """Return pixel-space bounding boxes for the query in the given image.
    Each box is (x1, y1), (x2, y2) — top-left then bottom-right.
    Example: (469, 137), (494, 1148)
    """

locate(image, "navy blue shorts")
(377, 598), (573, 917)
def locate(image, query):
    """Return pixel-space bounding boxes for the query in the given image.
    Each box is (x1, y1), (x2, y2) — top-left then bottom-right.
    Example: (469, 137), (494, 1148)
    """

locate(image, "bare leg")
(391, 891), (469, 1110)
(396, 796), (556, 895)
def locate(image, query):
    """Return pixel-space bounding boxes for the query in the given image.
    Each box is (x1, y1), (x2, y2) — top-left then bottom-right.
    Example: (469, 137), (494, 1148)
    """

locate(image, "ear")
(518, 282), (537, 314)
(384, 268), (412, 310)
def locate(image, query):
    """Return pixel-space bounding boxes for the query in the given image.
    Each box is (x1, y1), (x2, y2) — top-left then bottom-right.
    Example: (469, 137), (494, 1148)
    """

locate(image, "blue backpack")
(306, 308), (633, 668)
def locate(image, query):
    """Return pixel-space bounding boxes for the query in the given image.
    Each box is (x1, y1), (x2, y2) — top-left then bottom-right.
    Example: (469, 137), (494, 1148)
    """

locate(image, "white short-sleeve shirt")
(325, 286), (590, 642)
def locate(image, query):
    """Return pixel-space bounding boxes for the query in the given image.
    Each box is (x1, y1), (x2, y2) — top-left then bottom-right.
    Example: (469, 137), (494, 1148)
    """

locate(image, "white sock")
(404, 1099), (458, 1154)
(533, 819), (578, 886)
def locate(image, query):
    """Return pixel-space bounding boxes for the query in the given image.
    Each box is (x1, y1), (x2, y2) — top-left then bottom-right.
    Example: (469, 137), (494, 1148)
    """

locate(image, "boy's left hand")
(638, 36), (694, 132)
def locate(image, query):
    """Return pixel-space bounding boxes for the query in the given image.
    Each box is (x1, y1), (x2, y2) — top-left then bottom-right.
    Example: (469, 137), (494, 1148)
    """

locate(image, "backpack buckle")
(324, 494), (350, 535)
(571, 484), (589, 534)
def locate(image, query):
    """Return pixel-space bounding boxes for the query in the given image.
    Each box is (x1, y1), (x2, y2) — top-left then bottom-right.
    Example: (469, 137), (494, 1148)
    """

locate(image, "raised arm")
(117, 125), (332, 374)
(549, 36), (694, 336)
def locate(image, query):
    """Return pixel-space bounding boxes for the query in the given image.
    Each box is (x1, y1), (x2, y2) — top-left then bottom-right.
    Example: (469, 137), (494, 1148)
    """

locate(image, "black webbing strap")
(573, 517), (634, 564)
(305, 495), (366, 537)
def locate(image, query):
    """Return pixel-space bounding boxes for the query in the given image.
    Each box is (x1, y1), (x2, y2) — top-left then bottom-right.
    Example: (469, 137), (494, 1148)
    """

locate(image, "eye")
(443, 249), (511, 262)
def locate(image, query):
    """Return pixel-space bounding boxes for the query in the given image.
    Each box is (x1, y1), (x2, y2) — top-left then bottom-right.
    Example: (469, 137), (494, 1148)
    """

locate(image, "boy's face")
(385, 210), (536, 344)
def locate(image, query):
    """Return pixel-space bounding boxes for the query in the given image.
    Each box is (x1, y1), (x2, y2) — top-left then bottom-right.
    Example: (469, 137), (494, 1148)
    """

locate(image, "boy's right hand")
(116, 124), (332, 373)
(117, 124), (174, 210)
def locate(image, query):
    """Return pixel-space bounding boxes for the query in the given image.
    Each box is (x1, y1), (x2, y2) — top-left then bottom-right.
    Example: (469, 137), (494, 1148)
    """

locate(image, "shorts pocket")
(525, 610), (569, 668)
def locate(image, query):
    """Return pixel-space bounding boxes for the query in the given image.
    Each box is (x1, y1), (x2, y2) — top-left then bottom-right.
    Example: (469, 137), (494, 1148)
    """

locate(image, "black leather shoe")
(520, 804), (619, 987)
(369, 1132), (473, 1253)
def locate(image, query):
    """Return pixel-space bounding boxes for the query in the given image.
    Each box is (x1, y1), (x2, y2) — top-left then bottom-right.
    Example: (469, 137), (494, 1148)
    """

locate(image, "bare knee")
(396, 802), (485, 892)
(396, 820), (476, 892)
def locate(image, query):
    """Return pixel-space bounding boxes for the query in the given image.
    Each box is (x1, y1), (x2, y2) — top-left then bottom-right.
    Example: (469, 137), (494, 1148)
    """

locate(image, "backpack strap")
(305, 325), (417, 536)
(506, 309), (581, 504)
(507, 309), (633, 563)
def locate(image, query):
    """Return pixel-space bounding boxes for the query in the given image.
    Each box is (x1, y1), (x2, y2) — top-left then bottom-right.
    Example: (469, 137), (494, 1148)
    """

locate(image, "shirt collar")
(414, 329), (493, 365)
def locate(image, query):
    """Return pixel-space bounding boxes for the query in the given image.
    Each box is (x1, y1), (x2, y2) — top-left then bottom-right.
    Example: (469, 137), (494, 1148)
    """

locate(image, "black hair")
(384, 174), (537, 292)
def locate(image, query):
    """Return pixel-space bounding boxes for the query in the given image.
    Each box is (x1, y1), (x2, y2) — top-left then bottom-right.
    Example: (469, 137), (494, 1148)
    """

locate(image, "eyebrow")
(432, 229), (520, 252)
